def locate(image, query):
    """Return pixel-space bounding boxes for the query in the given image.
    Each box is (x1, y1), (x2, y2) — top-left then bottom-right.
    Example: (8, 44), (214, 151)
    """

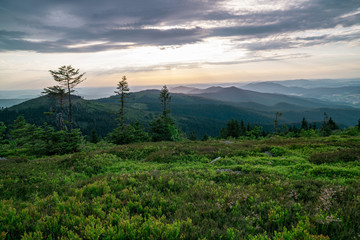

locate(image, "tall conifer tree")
(49, 65), (86, 130)
(114, 76), (130, 128)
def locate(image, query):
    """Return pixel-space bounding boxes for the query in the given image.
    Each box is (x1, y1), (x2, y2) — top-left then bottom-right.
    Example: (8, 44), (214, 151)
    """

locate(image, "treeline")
(219, 114), (360, 139)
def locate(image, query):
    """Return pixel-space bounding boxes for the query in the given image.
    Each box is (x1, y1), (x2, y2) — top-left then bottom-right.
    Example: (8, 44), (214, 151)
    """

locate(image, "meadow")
(1, 135), (360, 239)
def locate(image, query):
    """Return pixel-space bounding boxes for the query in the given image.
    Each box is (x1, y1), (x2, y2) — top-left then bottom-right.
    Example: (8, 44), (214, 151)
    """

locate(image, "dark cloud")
(0, 0), (359, 53)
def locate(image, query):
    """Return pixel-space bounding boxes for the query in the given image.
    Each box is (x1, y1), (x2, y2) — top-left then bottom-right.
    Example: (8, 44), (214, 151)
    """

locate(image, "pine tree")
(90, 129), (99, 143)
(240, 120), (246, 136)
(114, 76), (130, 128)
(0, 122), (6, 142)
(221, 119), (241, 138)
(327, 117), (338, 130)
(149, 86), (180, 141)
(301, 117), (308, 130)
(201, 133), (209, 141)
(293, 125), (299, 134)
(49, 65), (86, 130)
(246, 122), (251, 132)
(160, 85), (171, 116)
(108, 122), (149, 144)
(149, 115), (175, 142)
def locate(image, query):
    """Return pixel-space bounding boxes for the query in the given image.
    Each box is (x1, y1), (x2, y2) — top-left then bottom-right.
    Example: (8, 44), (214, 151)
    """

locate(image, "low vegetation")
(1, 134), (360, 239)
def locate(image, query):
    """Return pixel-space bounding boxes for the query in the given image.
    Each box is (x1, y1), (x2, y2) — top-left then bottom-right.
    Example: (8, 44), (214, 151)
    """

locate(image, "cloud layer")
(1, 0), (359, 53)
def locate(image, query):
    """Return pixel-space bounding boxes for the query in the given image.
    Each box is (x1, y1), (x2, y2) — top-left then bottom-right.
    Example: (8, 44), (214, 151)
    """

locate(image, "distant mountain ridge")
(0, 99), (29, 108)
(1, 78), (359, 138)
(242, 82), (360, 107)
(171, 85), (344, 109)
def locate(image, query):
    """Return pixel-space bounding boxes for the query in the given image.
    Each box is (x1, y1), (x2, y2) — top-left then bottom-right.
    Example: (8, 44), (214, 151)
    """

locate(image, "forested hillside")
(0, 91), (276, 138)
(1, 87), (359, 139)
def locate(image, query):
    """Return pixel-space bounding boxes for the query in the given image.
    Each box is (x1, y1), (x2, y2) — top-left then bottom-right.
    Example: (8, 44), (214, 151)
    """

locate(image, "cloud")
(0, 0), (359, 53)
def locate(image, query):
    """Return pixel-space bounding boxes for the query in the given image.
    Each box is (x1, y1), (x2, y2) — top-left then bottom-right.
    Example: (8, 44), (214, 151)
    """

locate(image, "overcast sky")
(0, 0), (359, 89)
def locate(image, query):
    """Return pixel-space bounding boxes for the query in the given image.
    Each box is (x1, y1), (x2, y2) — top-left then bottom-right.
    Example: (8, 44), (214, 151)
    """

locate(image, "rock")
(264, 151), (273, 157)
(220, 141), (233, 144)
(210, 157), (221, 164)
(0, 157), (7, 160)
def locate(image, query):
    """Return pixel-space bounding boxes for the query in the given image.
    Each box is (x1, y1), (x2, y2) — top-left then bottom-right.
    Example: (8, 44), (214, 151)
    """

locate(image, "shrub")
(309, 149), (360, 164)
(7, 117), (83, 156)
(269, 146), (287, 157)
(108, 122), (150, 145)
(149, 115), (182, 142)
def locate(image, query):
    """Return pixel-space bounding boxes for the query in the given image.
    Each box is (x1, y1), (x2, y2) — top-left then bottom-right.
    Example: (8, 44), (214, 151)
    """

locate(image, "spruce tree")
(149, 85), (179, 141)
(108, 78), (149, 145)
(327, 117), (338, 130)
(246, 122), (251, 132)
(114, 76), (130, 128)
(301, 117), (308, 130)
(221, 119), (241, 138)
(240, 120), (246, 136)
(90, 129), (99, 143)
(0, 122), (6, 142)
(201, 133), (209, 141)
(160, 85), (171, 116)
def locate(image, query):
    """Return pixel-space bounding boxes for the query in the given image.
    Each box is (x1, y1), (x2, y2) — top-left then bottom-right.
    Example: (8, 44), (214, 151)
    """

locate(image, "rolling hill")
(0, 91), (274, 138)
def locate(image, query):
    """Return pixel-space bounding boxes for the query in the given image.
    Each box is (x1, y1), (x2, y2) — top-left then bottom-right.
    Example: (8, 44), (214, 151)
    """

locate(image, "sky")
(0, 0), (359, 90)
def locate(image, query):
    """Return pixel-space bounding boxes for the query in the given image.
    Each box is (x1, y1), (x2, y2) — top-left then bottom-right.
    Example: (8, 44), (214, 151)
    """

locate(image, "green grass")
(1, 136), (360, 239)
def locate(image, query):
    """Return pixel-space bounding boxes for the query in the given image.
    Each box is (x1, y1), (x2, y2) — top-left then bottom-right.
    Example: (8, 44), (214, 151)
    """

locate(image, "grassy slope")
(1, 136), (360, 239)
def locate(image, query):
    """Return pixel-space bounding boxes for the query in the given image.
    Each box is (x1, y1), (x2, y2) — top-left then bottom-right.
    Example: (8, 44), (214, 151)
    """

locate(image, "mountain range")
(241, 81), (360, 107)
(1, 79), (359, 138)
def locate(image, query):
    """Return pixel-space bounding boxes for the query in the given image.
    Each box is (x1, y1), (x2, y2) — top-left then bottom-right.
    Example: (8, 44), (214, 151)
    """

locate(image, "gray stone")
(264, 151), (273, 157)
(210, 157), (221, 164)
